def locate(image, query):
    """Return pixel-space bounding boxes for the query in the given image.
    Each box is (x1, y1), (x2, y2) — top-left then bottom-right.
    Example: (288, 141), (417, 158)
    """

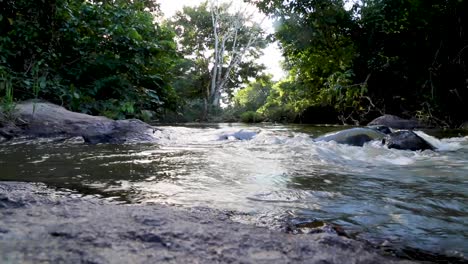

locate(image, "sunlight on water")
(0, 124), (467, 259)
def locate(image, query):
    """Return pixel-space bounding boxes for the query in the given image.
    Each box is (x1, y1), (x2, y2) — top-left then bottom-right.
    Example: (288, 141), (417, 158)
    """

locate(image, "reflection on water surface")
(1, 123), (467, 259)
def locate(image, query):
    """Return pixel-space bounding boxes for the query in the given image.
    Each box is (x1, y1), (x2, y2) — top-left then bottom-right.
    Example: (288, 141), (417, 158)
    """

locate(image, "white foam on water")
(414, 131), (465, 151)
(378, 155), (415, 165)
(152, 127), (466, 179)
(156, 127), (267, 145)
(308, 140), (419, 168)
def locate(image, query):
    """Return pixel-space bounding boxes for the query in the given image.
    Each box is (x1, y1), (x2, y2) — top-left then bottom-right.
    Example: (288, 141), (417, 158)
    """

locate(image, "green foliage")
(168, 1), (268, 118)
(246, 0), (360, 123)
(257, 77), (307, 122)
(248, 0), (468, 126)
(0, 0), (179, 119)
(0, 66), (16, 120)
(233, 75), (273, 111)
(239, 111), (264, 123)
(3, 0), (464, 125)
(320, 70), (372, 123)
(355, 0), (468, 125)
(230, 75), (272, 122)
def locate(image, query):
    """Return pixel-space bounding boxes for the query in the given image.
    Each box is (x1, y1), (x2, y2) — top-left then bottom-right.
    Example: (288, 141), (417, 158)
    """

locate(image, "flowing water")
(1, 123), (467, 259)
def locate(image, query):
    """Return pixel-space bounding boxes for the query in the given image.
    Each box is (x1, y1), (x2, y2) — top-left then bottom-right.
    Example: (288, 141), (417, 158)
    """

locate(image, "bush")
(240, 111), (264, 123)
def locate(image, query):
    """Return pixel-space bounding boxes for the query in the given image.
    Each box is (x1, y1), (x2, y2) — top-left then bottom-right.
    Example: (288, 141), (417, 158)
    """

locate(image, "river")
(0, 123), (467, 260)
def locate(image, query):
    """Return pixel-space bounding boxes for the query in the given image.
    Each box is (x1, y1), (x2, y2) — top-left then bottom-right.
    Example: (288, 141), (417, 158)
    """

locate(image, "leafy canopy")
(0, 0), (179, 119)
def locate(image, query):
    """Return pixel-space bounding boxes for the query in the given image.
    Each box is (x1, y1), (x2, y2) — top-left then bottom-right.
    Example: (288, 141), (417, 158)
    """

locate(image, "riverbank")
(0, 181), (412, 263)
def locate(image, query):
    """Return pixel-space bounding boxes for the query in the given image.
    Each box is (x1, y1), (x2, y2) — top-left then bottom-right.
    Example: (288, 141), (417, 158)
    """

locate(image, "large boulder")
(368, 115), (425, 129)
(0, 181), (414, 264)
(315, 127), (388, 147)
(383, 131), (435, 151)
(0, 101), (157, 144)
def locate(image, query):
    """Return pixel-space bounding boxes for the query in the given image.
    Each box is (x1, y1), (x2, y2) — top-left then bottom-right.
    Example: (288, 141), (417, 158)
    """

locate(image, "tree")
(249, 0), (468, 126)
(169, 0), (267, 118)
(249, 0), (359, 123)
(1, 0), (179, 119)
(209, 0), (266, 107)
(355, 0), (468, 126)
(233, 74), (272, 111)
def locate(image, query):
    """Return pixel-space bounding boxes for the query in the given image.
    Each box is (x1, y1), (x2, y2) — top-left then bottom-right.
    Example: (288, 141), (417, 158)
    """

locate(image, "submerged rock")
(368, 115), (426, 129)
(0, 101), (157, 144)
(219, 129), (258, 140)
(383, 131), (435, 151)
(0, 181), (412, 263)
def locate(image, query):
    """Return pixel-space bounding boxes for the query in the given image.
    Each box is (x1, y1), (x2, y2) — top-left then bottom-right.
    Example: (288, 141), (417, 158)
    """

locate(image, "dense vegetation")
(243, 0), (468, 126)
(1, 0), (178, 120)
(167, 1), (268, 121)
(1, 0), (467, 127)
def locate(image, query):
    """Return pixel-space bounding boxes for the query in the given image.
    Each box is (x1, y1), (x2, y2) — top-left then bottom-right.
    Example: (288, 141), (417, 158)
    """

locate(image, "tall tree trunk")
(208, 0), (265, 109)
(210, 3), (220, 108)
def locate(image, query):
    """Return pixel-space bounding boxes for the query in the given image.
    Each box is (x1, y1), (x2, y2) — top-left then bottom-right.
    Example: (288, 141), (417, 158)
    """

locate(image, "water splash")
(414, 131), (466, 151)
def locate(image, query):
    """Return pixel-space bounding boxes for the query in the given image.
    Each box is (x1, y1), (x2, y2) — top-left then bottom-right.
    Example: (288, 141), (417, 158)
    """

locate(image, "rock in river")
(0, 101), (157, 144)
(315, 127), (389, 147)
(316, 126), (435, 151)
(368, 114), (426, 129)
(383, 130), (435, 151)
(218, 129), (258, 140)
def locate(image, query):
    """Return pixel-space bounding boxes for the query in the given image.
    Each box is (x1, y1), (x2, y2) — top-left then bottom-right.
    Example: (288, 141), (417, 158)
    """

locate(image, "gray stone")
(316, 127), (388, 146)
(219, 129), (258, 140)
(316, 126), (436, 151)
(384, 131), (435, 151)
(0, 181), (413, 264)
(368, 115), (426, 129)
(0, 101), (157, 144)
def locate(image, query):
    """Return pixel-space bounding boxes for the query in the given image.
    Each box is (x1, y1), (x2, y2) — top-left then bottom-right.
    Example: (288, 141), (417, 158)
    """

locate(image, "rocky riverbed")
(0, 181), (413, 264)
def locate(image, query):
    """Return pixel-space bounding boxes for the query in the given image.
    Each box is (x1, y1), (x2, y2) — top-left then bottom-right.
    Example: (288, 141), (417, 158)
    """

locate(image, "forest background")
(1, 0), (467, 127)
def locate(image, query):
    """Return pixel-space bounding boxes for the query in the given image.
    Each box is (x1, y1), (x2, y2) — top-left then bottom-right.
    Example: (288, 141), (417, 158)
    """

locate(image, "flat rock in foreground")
(0, 182), (412, 264)
(0, 101), (157, 143)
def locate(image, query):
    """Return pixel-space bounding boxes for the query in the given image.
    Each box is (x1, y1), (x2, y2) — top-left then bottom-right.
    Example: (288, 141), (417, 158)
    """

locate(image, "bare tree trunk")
(202, 83), (210, 120)
(208, 0), (265, 109)
(210, 2), (220, 107)
(202, 97), (208, 120)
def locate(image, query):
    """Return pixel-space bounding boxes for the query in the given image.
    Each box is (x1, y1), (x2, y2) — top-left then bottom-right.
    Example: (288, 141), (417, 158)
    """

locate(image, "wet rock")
(0, 181), (412, 264)
(285, 219), (350, 238)
(368, 115), (426, 129)
(219, 129), (258, 140)
(369, 125), (393, 134)
(0, 101), (157, 144)
(328, 133), (373, 146)
(315, 126), (437, 151)
(0, 121), (21, 141)
(316, 127), (388, 146)
(384, 131), (435, 151)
